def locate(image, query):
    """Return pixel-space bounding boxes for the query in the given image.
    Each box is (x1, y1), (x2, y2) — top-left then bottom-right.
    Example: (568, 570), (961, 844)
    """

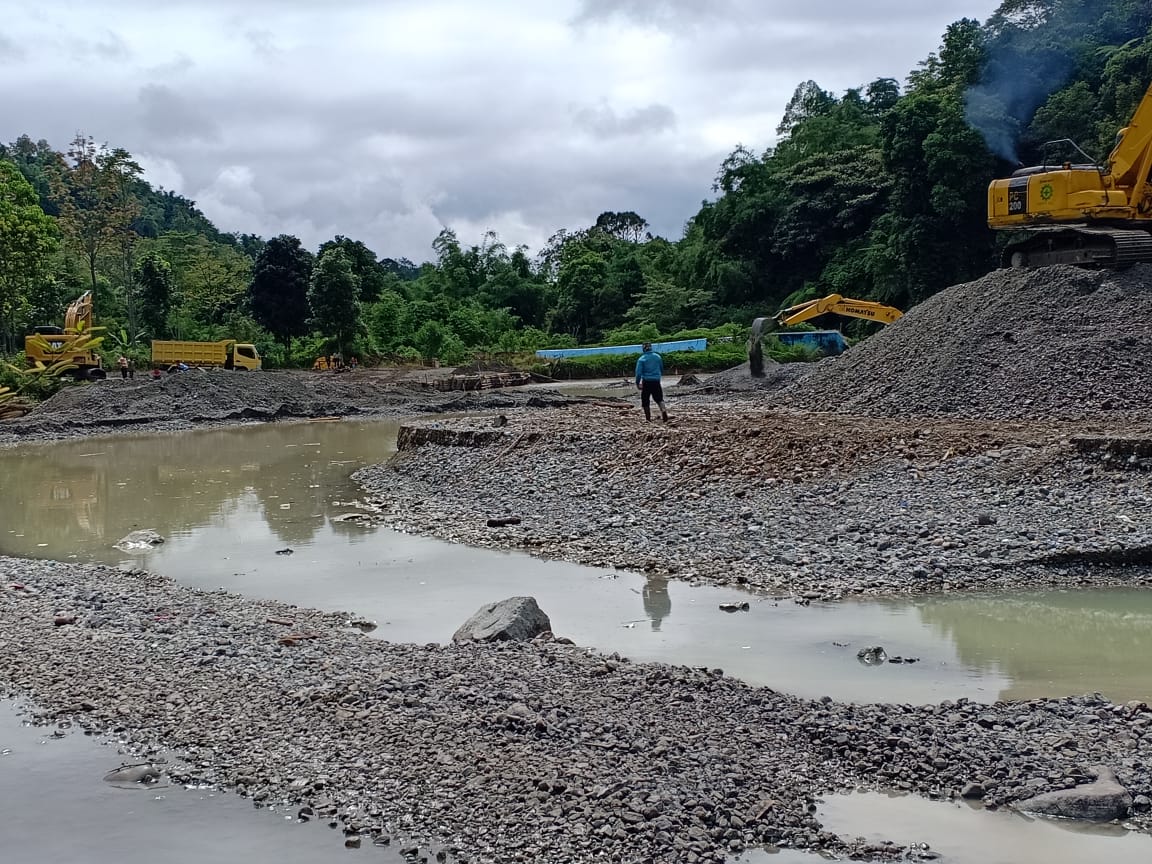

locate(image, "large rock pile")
(772, 264), (1152, 419)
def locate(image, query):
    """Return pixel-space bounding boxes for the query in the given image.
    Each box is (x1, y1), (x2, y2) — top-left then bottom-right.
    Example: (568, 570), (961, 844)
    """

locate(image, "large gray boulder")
(1015, 766), (1132, 821)
(452, 597), (551, 643)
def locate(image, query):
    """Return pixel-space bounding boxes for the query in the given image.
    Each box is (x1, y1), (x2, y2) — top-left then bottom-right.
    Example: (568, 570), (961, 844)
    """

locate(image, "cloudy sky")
(2, 0), (1002, 262)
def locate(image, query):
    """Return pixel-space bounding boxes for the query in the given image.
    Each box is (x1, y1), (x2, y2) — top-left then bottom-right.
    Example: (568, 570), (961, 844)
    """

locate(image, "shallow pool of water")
(810, 792), (1152, 864)
(1, 420), (1150, 704)
(0, 701), (403, 863)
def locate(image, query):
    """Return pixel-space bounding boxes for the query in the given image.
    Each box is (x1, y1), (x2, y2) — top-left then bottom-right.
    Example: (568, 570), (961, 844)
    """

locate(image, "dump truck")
(151, 340), (261, 371)
(25, 290), (106, 380)
(988, 79), (1152, 267)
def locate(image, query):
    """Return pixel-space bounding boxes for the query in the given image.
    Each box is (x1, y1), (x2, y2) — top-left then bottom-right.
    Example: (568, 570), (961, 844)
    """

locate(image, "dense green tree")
(0, 160), (60, 351)
(135, 252), (174, 339)
(319, 235), (388, 302)
(308, 247), (362, 356)
(249, 234), (313, 354)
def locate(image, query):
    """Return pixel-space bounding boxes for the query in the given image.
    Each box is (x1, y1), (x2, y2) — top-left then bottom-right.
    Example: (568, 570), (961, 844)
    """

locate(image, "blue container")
(535, 338), (707, 360)
(776, 330), (848, 356)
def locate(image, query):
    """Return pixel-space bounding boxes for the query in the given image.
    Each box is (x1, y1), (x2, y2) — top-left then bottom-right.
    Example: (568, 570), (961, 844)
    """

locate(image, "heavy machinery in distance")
(25, 291), (107, 380)
(748, 294), (904, 376)
(988, 80), (1152, 268)
(152, 340), (262, 371)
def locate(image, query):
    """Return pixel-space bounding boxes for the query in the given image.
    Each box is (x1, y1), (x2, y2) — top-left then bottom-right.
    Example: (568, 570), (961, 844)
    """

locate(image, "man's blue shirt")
(635, 351), (663, 383)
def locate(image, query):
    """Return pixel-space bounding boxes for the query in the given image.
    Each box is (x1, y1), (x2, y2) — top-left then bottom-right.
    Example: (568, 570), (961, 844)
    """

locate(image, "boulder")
(113, 529), (165, 551)
(452, 597), (551, 643)
(103, 764), (162, 785)
(1015, 766), (1132, 821)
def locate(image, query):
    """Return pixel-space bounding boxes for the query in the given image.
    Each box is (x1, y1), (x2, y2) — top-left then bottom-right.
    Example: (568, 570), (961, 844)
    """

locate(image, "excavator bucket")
(748, 317), (771, 378)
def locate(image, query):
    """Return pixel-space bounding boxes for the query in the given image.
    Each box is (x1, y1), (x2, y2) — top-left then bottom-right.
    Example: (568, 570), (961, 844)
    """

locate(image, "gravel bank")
(354, 406), (1152, 597)
(0, 370), (582, 445)
(768, 264), (1152, 419)
(2, 556), (1150, 863)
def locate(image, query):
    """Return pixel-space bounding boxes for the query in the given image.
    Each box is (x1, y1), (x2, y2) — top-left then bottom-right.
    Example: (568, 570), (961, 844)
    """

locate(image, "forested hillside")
(1, 0), (1149, 368)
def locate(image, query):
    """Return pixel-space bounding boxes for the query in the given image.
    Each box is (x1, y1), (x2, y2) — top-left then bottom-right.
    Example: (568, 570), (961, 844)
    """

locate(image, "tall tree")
(135, 252), (174, 339)
(308, 247), (361, 357)
(249, 234), (313, 354)
(318, 235), (387, 302)
(49, 135), (142, 298)
(0, 161), (59, 351)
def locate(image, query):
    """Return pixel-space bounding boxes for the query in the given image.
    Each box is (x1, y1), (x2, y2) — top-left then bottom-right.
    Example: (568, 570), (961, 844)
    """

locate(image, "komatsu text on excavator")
(988, 80), (1152, 268)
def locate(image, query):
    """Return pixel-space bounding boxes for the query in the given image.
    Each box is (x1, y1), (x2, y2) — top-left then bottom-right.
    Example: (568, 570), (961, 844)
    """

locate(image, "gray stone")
(103, 764), (162, 784)
(1015, 766), (1132, 821)
(452, 596), (551, 643)
(113, 529), (165, 551)
(960, 782), (985, 800)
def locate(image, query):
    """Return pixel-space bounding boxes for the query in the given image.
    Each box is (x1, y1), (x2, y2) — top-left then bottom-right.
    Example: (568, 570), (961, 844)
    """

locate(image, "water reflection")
(3, 422), (1152, 704)
(910, 592), (1152, 702)
(0, 421), (399, 559)
(817, 792), (1152, 864)
(643, 578), (672, 631)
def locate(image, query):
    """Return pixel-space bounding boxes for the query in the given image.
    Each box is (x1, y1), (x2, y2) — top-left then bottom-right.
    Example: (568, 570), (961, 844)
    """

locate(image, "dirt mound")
(688, 361), (814, 394)
(772, 264), (1152, 419)
(3, 369), (579, 436)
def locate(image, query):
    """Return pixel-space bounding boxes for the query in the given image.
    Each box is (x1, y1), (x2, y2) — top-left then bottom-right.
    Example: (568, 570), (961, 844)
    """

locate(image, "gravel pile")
(356, 406), (1152, 597)
(771, 264), (1152, 419)
(0, 370), (579, 443)
(2, 556), (1150, 863)
(681, 361), (814, 396)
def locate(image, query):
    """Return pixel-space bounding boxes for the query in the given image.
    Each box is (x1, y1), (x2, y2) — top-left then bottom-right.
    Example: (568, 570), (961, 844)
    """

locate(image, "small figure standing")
(127, 358), (135, 379)
(117, 354), (128, 379)
(634, 341), (669, 422)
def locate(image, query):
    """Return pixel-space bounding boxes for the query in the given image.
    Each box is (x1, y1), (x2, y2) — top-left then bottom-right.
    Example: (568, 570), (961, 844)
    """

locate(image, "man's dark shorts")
(640, 379), (663, 407)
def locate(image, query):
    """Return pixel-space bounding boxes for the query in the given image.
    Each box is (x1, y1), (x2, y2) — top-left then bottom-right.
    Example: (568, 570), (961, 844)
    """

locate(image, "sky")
(1, 0), (1004, 263)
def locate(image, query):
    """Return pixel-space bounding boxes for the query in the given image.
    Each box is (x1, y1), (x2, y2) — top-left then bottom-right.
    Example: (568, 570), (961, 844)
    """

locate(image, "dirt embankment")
(0, 368), (585, 443)
(355, 405), (1152, 597)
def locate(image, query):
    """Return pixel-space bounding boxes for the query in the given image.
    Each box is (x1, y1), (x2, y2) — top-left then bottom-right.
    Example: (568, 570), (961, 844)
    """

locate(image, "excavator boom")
(747, 294), (903, 377)
(775, 294), (904, 327)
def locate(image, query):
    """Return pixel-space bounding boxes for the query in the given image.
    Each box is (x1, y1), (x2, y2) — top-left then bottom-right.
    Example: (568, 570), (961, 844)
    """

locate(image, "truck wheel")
(87, 368), (107, 381)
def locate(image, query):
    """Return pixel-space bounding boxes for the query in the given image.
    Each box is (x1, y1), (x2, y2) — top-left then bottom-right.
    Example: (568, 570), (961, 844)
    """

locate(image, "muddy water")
(800, 792), (1152, 864)
(0, 701), (406, 864)
(1, 421), (1151, 704)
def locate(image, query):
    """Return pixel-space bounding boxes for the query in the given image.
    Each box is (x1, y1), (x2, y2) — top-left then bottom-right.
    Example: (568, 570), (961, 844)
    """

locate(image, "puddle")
(0, 701), (406, 863)
(811, 792), (1152, 864)
(1, 421), (1151, 704)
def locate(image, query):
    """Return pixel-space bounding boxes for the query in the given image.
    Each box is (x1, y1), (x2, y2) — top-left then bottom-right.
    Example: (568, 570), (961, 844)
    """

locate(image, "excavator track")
(1002, 228), (1152, 268)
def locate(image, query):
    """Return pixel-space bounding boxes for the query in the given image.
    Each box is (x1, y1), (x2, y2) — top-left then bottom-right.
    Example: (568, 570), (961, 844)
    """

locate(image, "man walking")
(634, 341), (669, 422)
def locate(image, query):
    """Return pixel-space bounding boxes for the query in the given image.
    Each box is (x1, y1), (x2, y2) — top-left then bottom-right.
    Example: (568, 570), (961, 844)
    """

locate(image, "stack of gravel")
(3, 370), (575, 438)
(771, 264), (1152, 419)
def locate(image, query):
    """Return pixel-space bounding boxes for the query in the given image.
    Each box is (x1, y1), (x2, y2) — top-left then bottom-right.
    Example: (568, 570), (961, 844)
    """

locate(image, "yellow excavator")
(988, 80), (1152, 267)
(25, 290), (107, 380)
(747, 294), (903, 376)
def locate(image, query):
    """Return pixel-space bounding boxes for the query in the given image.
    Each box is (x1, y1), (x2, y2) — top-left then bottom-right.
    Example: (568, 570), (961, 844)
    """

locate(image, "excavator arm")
(1105, 81), (1152, 201)
(775, 294), (904, 326)
(63, 291), (94, 332)
(747, 294), (902, 377)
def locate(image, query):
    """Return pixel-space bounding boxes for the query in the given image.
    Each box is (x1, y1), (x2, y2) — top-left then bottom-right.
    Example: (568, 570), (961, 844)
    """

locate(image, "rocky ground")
(764, 264), (1152, 420)
(353, 404), (1152, 598)
(0, 368), (589, 445)
(2, 557), (1150, 864)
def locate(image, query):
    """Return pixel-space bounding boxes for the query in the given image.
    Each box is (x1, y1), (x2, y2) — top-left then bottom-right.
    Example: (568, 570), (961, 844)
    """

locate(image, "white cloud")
(0, 0), (1004, 260)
